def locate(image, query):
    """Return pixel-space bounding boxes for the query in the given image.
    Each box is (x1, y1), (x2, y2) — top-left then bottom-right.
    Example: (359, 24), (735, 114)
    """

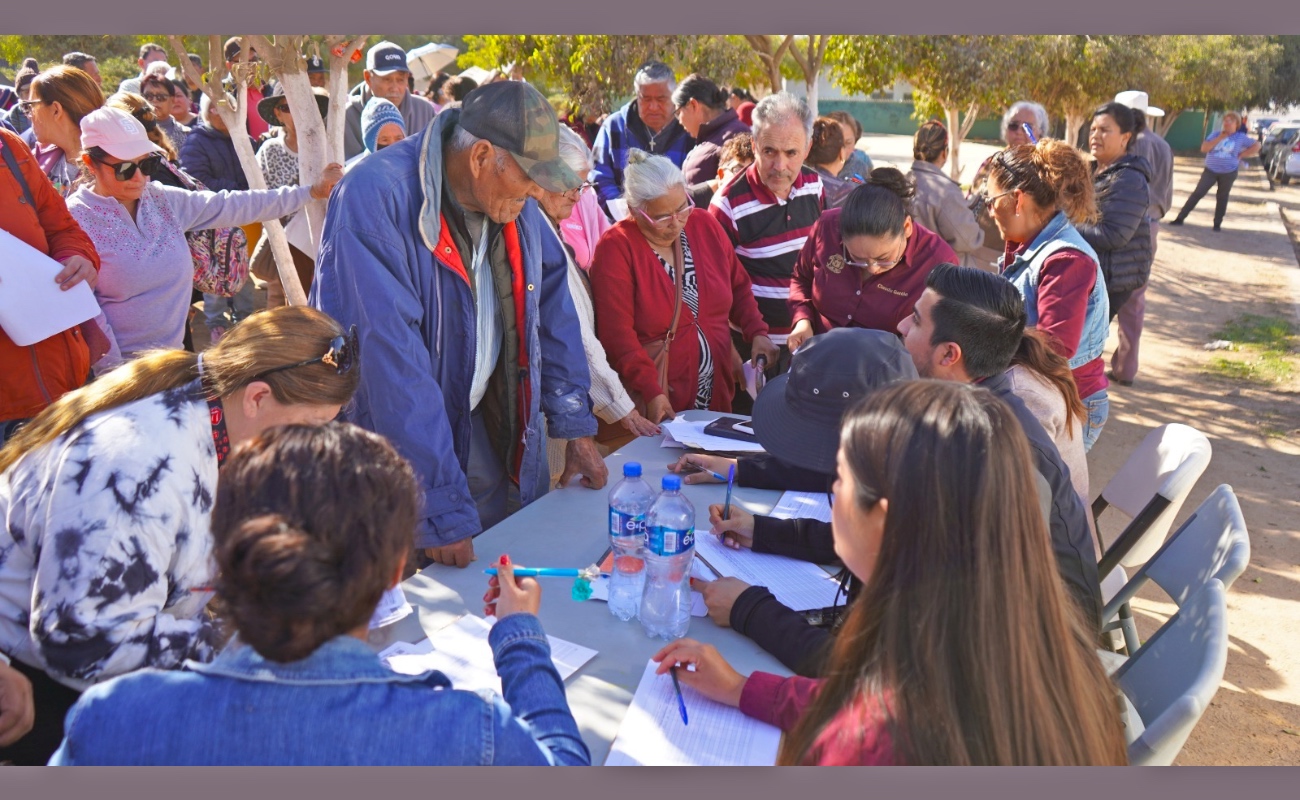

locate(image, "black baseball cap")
(752, 328), (918, 475)
(458, 81), (581, 194)
(367, 41), (409, 76)
(306, 55), (327, 75)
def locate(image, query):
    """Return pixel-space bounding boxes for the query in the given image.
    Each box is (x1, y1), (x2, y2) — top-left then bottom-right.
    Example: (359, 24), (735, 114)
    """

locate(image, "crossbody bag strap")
(2, 141), (38, 208)
(664, 234), (685, 344)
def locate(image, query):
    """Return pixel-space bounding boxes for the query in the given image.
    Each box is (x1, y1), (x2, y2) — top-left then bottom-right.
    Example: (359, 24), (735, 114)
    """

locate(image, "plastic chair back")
(1116, 580), (1228, 766)
(1099, 424), (1212, 569)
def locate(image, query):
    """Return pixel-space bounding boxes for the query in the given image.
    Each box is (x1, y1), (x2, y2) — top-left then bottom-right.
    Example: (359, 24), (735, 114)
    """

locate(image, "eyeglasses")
(17, 99), (47, 114)
(970, 188), (1015, 216)
(143, 92), (173, 104)
(252, 325), (359, 381)
(1006, 120), (1037, 134)
(90, 152), (164, 181)
(842, 239), (906, 271)
(561, 181), (594, 200)
(634, 194), (695, 228)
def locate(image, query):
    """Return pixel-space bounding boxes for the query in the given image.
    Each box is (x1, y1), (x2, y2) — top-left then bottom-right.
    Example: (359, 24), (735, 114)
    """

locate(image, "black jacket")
(1078, 154), (1154, 296)
(725, 372), (1104, 678)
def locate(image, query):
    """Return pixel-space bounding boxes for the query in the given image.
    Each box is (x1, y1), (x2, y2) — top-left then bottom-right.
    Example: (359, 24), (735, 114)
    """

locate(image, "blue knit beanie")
(362, 98), (406, 153)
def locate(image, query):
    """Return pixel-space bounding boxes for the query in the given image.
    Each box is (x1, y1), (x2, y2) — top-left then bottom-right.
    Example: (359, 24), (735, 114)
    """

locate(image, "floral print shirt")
(0, 382), (221, 690)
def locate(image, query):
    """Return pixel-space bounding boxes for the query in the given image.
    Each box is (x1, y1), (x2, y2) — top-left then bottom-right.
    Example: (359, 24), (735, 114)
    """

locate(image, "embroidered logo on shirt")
(825, 254), (845, 274)
(877, 285), (909, 297)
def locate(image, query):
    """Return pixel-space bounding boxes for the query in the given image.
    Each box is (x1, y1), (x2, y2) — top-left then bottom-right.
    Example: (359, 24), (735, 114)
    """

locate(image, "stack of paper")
(605, 659), (781, 766)
(694, 532), (842, 611)
(767, 490), (833, 523)
(378, 615), (597, 694)
(659, 419), (765, 453)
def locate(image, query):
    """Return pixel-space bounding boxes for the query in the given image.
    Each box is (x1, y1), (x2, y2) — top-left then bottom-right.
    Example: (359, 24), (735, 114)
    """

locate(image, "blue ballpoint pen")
(722, 464), (736, 520)
(1022, 122), (1038, 143)
(670, 665), (689, 725)
(484, 565), (603, 579)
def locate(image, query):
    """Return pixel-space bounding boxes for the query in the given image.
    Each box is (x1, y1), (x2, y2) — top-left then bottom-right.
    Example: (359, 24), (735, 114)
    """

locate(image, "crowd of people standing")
(0, 37), (1224, 766)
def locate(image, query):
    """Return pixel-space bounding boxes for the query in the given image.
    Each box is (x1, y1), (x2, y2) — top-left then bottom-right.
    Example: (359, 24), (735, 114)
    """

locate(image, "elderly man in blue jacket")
(312, 81), (608, 568)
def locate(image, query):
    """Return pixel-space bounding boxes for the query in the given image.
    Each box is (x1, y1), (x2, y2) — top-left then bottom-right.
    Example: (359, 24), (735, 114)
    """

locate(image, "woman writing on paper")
(653, 381), (1127, 766)
(64, 107), (343, 374)
(49, 423), (590, 766)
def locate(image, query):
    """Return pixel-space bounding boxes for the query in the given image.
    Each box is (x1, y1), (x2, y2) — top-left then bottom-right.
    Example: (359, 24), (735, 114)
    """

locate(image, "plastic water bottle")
(640, 474), (695, 639)
(607, 462), (655, 621)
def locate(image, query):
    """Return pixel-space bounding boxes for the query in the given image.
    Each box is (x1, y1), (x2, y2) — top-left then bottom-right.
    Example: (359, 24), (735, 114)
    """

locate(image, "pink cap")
(80, 107), (166, 161)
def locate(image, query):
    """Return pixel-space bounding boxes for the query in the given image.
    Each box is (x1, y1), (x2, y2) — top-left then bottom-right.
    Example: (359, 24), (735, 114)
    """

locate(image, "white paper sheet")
(605, 659), (781, 766)
(377, 615), (597, 693)
(587, 556), (712, 617)
(767, 491), (833, 523)
(368, 584), (414, 629)
(694, 532), (842, 611)
(659, 419), (765, 453)
(0, 228), (102, 346)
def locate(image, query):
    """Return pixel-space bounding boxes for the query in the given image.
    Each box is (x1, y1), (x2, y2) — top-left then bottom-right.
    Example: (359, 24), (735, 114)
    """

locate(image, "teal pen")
(484, 567), (605, 578)
(670, 666), (689, 725)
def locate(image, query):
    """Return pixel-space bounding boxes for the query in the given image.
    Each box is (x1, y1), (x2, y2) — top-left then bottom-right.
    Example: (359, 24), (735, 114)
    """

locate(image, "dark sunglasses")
(143, 92), (173, 104)
(253, 325), (359, 381)
(91, 153), (164, 181)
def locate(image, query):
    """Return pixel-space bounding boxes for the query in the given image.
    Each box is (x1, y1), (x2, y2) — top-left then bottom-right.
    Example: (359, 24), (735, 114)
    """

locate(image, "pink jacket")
(558, 188), (611, 270)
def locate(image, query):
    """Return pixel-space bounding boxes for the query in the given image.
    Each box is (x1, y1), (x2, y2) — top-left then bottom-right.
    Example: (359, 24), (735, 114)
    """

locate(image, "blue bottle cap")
(623, 462), (642, 478)
(661, 474), (681, 491)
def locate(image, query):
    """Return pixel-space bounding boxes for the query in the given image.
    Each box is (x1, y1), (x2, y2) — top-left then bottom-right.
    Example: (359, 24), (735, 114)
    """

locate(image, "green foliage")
(461, 35), (763, 116)
(825, 35), (897, 98)
(1145, 36), (1279, 120)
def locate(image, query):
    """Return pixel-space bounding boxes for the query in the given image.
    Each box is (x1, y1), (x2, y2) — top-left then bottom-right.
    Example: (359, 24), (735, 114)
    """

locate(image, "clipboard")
(702, 416), (760, 444)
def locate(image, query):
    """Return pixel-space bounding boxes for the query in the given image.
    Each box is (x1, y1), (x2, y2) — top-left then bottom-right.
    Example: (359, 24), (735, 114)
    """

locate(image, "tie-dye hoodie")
(0, 380), (219, 691)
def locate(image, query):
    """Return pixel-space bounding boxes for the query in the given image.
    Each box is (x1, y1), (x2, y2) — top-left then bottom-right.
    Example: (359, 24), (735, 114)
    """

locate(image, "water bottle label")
(647, 525), (694, 556)
(610, 509), (646, 539)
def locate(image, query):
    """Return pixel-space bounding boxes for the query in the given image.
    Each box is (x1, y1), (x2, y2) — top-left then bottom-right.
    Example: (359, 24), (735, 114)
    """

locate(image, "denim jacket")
(1001, 211), (1109, 370)
(50, 613), (591, 766)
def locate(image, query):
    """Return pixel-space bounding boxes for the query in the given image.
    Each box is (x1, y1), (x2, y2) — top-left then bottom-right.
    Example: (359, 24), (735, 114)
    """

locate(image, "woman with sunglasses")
(64, 107), (343, 375)
(139, 75), (190, 155)
(967, 101), (1050, 257)
(537, 128), (658, 461)
(652, 381), (1128, 766)
(23, 65), (104, 197)
(787, 168), (957, 353)
(591, 149), (778, 424)
(982, 139), (1111, 451)
(0, 305), (360, 765)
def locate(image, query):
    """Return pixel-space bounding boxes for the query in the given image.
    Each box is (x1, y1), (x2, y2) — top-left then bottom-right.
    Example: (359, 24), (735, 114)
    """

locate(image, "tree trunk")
(953, 101), (979, 182)
(1063, 111), (1085, 149)
(1152, 110), (1179, 139)
(945, 104), (962, 181)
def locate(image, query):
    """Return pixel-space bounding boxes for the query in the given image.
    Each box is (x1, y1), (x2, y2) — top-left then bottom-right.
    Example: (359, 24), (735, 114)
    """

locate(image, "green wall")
(822, 100), (1213, 155)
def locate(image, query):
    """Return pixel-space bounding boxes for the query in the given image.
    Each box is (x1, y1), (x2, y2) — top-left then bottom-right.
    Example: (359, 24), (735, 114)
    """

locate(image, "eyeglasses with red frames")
(252, 325), (360, 381)
(634, 193), (695, 228)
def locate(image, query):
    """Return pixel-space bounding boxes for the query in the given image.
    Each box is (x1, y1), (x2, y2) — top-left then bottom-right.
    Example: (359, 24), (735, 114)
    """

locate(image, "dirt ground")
(1087, 157), (1300, 766)
(193, 141), (1300, 765)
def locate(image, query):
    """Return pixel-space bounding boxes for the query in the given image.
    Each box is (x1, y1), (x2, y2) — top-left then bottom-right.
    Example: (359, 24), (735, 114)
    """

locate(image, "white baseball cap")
(80, 107), (166, 161)
(1114, 90), (1165, 118)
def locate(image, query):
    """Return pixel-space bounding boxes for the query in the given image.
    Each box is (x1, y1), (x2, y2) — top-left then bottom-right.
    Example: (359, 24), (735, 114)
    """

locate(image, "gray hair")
(448, 125), (512, 169)
(622, 148), (686, 209)
(556, 125), (593, 182)
(751, 91), (813, 142)
(634, 61), (676, 93)
(199, 92), (235, 121)
(1002, 101), (1050, 142)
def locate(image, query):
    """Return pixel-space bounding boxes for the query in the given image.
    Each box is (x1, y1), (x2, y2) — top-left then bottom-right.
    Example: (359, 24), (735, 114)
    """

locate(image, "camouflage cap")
(458, 81), (581, 194)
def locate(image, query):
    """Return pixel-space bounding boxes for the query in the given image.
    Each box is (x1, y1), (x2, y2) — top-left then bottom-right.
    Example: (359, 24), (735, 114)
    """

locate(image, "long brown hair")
(988, 139), (1098, 226)
(1011, 327), (1087, 438)
(106, 90), (177, 161)
(29, 65), (104, 127)
(0, 306), (360, 474)
(212, 423), (418, 662)
(779, 381), (1126, 765)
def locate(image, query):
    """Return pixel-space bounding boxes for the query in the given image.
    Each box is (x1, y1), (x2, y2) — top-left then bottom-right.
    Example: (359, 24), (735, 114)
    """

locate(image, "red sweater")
(740, 671), (896, 765)
(789, 209), (958, 336)
(1002, 240), (1107, 400)
(1, 130), (102, 422)
(590, 210), (769, 413)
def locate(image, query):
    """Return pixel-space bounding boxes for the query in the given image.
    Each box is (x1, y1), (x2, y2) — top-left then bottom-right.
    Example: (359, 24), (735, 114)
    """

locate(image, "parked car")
(1253, 117), (1278, 140)
(1281, 141), (1300, 186)
(1261, 124), (1300, 176)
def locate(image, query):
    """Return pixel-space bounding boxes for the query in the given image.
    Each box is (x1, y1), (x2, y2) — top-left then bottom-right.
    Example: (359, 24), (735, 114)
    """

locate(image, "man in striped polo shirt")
(709, 92), (824, 412)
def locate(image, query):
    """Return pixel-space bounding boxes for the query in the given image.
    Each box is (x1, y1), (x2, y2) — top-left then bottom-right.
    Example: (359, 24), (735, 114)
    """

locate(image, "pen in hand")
(670, 664), (689, 726)
(722, 464), (736, 521)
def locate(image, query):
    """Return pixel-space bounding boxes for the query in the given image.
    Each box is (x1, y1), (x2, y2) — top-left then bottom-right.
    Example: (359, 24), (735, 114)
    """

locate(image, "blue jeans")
(1082, 388), (1109, 453)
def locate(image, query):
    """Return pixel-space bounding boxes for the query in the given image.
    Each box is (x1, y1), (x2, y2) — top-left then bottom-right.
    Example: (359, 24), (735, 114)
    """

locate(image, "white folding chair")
(1115, 580), (1229, 766)
(1093, 424), (1212, 651)
(1103, 485), (1250, 654)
